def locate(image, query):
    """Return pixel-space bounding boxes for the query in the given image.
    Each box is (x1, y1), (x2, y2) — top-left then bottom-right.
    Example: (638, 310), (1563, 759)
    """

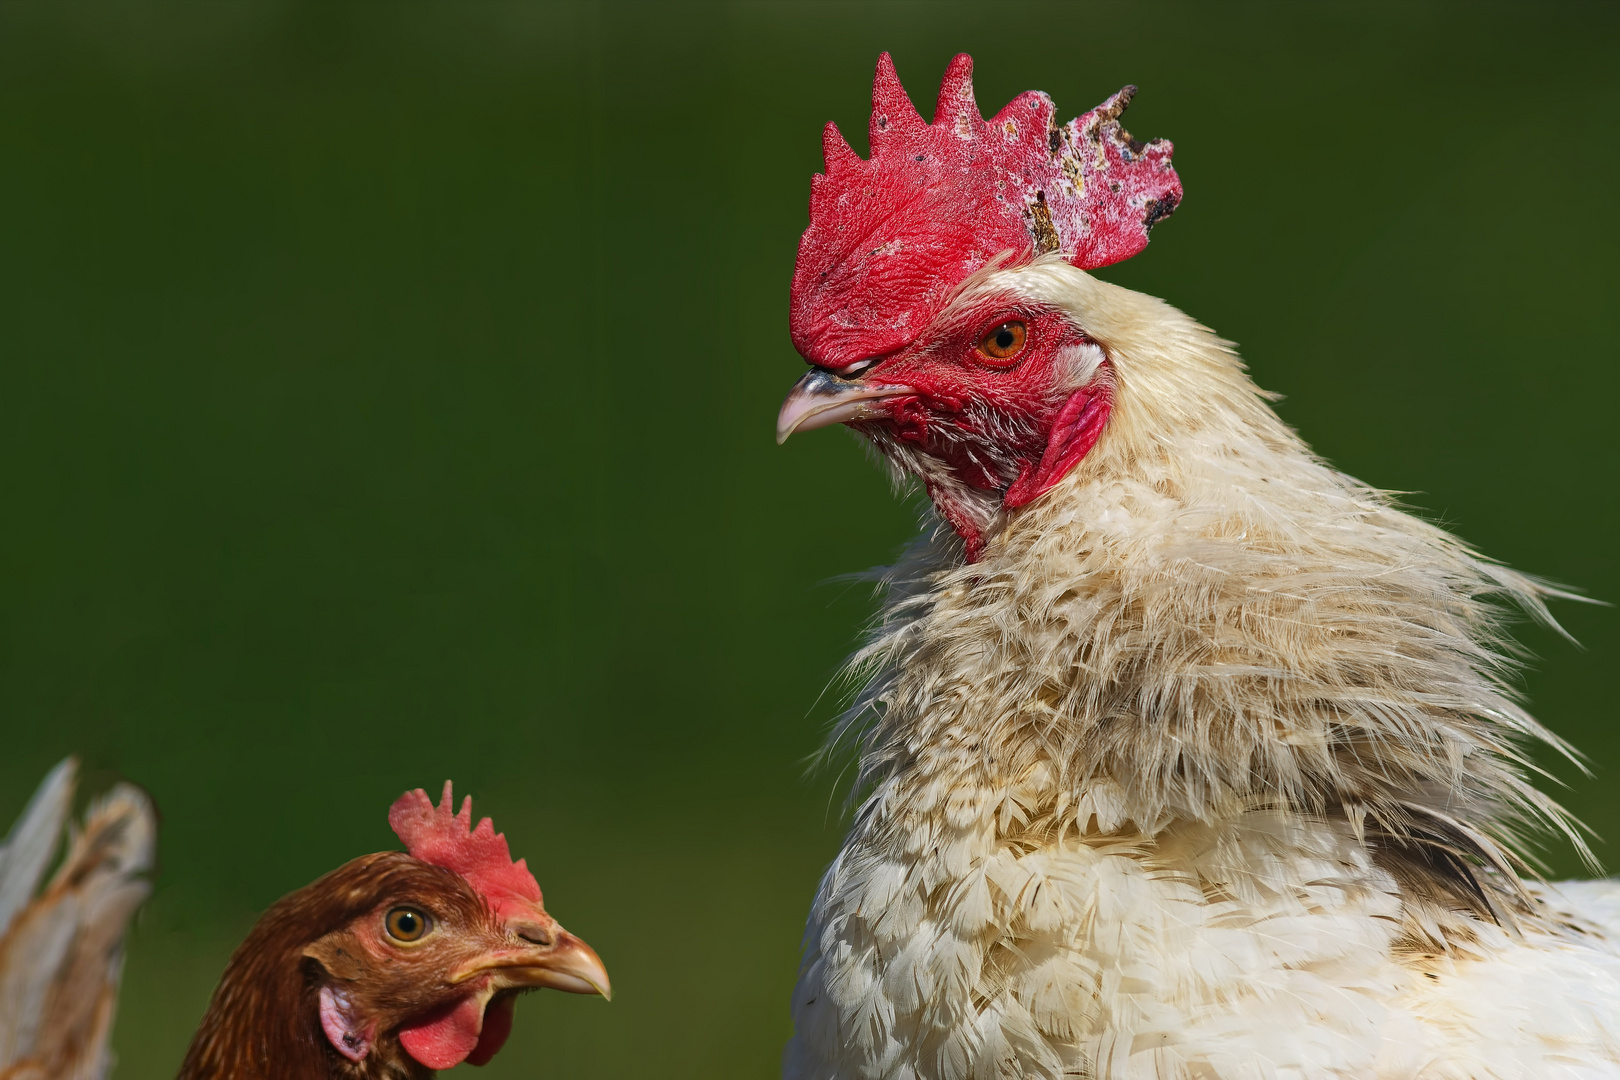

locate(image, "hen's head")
(778, 54), (1180, 560)
(183, 783), (608, 1079)
(298, 784), (609, 1072)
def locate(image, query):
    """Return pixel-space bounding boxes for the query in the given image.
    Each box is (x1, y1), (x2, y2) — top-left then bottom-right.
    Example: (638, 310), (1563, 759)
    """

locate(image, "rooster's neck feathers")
(835, 265), (1580, 939)
(785, 266), (1613, 1080)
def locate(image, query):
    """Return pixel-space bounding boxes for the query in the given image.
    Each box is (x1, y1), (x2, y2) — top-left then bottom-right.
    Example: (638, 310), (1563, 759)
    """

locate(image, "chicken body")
(781, 263), (1620, 1079)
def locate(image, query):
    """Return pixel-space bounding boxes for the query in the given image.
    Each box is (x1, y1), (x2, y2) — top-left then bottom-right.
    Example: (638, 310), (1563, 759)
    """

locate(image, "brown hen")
(179, 783), (607, 1080)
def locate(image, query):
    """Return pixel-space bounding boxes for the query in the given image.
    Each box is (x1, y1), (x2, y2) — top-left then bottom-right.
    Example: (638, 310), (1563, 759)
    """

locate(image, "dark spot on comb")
(1142, 194), (1179, 229)
(876, 115), (889, 131)
(1027, 190), (1060, 255)
(1048, 129), (1062, 153)
(914, 154), (926, 162)
(1110, 182), (1121, 194)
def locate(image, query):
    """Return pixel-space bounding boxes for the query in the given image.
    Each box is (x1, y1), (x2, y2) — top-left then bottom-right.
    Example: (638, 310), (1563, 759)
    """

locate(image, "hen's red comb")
(789, 53), (1181, 371)
(388, 782), (542, 921)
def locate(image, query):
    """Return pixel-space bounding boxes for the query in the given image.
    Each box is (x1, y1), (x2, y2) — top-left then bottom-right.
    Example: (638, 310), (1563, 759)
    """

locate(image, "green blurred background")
(1, 1), (1616, 1076)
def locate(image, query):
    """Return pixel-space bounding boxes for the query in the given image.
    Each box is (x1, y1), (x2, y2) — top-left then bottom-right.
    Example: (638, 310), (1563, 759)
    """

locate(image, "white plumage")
(784, 262), (1620, 1079)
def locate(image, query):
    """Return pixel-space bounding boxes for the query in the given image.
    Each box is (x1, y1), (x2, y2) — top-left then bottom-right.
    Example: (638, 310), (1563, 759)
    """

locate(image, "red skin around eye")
(860, 301), (1113, 557)
(877, 304), (1074, 418)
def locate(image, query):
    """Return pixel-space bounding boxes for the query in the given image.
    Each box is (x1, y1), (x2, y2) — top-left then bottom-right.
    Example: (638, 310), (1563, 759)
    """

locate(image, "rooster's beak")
(776, 368), (915, 444)
(453, 923), (612, 1000)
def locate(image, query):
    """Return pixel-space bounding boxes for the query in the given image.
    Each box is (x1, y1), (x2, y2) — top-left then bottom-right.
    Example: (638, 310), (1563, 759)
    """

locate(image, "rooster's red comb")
(388, 781), (542, 920)
(789, 53), (1181, 371)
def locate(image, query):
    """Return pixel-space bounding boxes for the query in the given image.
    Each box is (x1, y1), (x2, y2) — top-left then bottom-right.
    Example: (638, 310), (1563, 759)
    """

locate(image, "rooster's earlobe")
(1002, 375), (1114, 510)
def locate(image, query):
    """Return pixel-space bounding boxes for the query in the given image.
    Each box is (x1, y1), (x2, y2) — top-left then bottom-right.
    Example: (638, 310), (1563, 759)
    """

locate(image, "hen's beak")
(776, 368), (915, 444)
(454, 925), (612, 1001)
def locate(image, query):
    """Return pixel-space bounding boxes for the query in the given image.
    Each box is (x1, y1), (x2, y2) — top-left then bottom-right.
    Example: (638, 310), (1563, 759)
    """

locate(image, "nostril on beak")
(838, 358), (877, 377)
(511, 921), (553, 946)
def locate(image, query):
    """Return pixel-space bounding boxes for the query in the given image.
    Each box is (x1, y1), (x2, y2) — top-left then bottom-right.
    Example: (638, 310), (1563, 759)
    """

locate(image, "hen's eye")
(978, 321), (1027, 363)
(385, 907), (431, 942)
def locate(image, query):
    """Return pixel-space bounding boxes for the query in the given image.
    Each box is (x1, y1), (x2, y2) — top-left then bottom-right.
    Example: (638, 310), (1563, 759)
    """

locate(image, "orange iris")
(385, 906), (431, 942)
(978, 320), (1027, 363)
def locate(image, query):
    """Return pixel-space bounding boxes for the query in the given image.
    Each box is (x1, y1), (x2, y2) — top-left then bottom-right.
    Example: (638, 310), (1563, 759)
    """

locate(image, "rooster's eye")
(977, 321), (1027, 364)
(385, 907), (431, 943)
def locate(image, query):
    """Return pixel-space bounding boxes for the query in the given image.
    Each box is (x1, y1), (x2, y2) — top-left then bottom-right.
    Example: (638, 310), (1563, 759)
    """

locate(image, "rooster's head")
(777, 54), (1181, 560)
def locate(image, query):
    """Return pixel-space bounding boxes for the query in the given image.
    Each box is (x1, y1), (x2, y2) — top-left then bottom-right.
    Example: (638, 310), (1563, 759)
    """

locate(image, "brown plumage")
(0, 758), (155, 1080)
(182, 855), (493, 1079)
(180, 787), (608, 1080)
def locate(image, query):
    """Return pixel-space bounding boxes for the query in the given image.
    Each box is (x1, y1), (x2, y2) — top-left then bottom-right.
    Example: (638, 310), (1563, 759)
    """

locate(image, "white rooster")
(776, 53), (1620, 1079)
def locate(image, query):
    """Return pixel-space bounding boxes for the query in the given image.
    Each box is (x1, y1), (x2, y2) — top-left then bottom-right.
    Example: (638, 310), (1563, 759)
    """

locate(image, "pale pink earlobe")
(1003, 376), (1114, 510)
(318, 986), (376, 1063)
